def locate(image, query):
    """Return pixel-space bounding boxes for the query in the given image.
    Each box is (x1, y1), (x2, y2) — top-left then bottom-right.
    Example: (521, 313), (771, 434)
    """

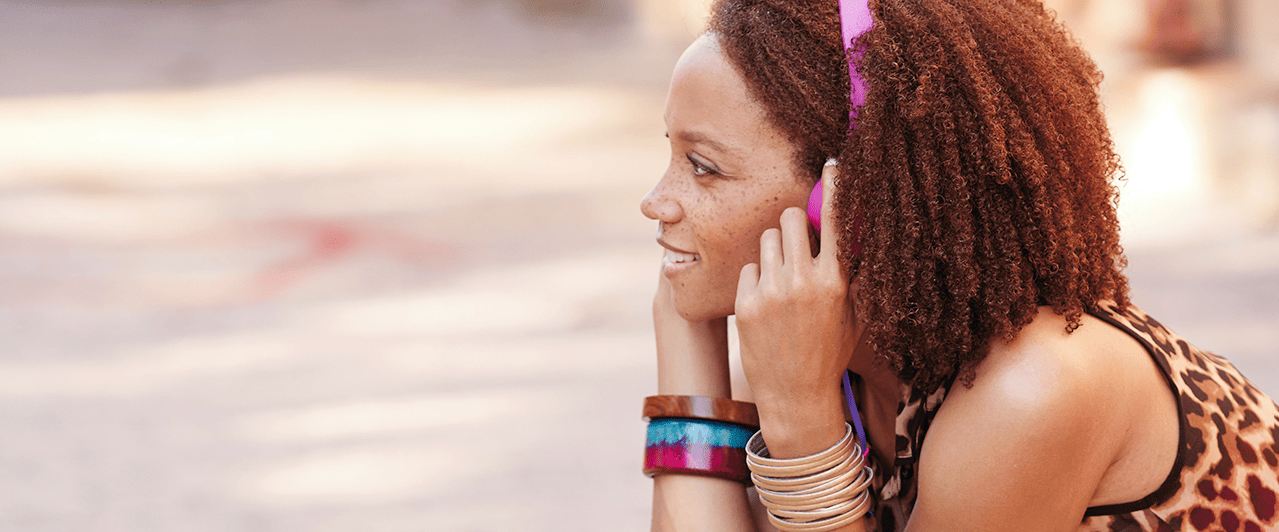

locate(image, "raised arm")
(733, 163), (868, 532)
(649, 270), (760, 531)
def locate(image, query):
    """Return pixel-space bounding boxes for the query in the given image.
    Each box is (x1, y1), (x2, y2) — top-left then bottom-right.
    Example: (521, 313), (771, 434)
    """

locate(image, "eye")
(687, 154), (718, 177)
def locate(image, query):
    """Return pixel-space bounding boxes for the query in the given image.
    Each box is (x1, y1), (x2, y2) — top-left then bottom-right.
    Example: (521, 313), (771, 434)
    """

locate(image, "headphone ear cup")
(808, 179), (863, 258)
(806, 180), (823, 232)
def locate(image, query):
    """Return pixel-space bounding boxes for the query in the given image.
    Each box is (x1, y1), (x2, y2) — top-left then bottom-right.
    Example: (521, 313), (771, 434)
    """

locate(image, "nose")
(640, 171), (683, 223)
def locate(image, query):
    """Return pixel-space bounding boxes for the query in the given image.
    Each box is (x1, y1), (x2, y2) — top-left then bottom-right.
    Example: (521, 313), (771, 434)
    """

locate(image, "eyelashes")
(665, 133), (724, 178)
(686, 154), (719, 177)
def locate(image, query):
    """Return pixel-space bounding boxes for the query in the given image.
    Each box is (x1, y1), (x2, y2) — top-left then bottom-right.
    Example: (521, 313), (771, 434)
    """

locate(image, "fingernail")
(824, 158), (838, 167)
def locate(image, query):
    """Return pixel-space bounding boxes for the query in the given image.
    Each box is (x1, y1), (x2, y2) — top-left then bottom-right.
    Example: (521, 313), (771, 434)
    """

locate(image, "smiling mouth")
(663, 249), (700, 265)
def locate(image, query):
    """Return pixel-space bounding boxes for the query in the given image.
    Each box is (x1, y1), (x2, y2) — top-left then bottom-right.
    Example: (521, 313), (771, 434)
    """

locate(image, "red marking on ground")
(246, 220), (464, 300)
(250, 222), (354, 297)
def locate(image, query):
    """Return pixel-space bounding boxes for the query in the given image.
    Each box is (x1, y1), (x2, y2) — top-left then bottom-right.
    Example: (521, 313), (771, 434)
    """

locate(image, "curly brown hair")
(709, 0), (1130, 393)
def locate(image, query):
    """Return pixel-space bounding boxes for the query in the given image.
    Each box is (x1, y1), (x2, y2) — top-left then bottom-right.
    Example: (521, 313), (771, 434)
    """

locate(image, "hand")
(734, 162), (860, 455)
(652, 267), (731, 397)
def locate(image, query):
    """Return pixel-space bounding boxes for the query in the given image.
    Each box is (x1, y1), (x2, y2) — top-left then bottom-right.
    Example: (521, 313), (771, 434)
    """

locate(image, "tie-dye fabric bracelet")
(643, 418), (755, 484)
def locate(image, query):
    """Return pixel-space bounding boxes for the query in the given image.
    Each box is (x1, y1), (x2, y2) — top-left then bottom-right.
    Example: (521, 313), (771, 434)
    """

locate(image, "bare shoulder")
(953, 308), (1140, 418)
(938, 308), (1143, 440)
(948, 306), (1169, 433)
(905, 307), (1175, 531)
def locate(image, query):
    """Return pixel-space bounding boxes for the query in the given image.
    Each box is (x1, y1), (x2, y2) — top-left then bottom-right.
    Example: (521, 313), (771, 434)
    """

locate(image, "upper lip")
(656, 238), (697, 255)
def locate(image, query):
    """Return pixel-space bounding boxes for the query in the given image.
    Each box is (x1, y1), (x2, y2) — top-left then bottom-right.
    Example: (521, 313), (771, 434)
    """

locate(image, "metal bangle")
(757, 462), (866, 504)
(766, 489), (872, 532)
(758, 467), (872, 512)
(746, 423), (853, 470)
(750, 448), (865, 492)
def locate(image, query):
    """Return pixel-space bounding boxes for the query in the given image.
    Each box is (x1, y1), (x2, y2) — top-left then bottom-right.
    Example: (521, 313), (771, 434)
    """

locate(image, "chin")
(674, 297), (735, 323)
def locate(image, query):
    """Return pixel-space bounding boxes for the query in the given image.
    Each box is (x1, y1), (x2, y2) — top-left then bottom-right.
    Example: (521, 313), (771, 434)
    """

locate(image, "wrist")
(754, 389), (847, 459)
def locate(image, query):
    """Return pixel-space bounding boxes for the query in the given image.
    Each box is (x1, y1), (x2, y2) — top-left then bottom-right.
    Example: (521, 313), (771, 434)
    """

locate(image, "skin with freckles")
(640, 33), (815, 323)
(640, 6), (1186, 531)
(643, 32), (872, 532)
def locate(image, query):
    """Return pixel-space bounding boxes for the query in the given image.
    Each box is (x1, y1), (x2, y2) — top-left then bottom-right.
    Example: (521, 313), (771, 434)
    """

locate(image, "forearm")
(652, 475), (758, 532)
(648, 288), (863, 532)
(655, 315), (731, 396)
(752, 392), (867, 532)
(753, 385), (848, 459)
(649, 321), (862, 532)
(651, 312), (756, 531)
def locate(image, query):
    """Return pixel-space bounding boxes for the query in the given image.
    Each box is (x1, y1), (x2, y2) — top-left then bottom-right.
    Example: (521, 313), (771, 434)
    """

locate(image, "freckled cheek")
(694, 190), (794, 267)
(720, 240), (754, 270)
(714, 221), (774, 270)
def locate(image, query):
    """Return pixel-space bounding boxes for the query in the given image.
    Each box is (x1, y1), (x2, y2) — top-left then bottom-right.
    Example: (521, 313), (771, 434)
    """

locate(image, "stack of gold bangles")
(746, 423), (873, 531)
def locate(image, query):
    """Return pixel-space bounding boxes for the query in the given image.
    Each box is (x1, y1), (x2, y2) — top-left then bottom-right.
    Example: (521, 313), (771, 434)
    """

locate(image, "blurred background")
(0, 0), (1274, 530)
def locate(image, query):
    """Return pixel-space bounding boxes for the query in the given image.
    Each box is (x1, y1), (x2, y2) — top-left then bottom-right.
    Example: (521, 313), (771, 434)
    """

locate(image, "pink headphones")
(806, 0), (872, 258)
(807, 171), (864, 258)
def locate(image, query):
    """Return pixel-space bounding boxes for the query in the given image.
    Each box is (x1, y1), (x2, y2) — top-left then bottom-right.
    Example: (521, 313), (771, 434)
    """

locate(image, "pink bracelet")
(644, 419), (754, 484)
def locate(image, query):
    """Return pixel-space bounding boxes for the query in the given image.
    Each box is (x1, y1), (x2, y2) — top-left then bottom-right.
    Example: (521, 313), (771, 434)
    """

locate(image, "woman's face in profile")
(641, 33), (813, 322)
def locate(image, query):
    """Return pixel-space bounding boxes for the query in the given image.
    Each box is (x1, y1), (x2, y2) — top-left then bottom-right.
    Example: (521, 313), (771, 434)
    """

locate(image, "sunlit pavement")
(0, 1), (1275, 531)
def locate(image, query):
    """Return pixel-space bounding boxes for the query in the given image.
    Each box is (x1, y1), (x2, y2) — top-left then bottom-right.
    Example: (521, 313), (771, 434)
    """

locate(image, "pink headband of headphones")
(807, 0), (874, 232)
(840, 0), (874, 121)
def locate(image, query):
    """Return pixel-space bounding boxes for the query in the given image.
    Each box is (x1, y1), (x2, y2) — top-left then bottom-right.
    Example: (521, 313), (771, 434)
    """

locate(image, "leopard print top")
(860, 302), (1279, 532)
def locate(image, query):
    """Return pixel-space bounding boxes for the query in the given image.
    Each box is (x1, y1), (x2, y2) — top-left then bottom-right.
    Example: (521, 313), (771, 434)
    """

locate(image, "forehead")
(664, 34), (770, 142)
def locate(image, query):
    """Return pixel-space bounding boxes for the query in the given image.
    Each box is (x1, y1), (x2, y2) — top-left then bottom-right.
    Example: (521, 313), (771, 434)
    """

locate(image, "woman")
(638, 0), (1279, 531)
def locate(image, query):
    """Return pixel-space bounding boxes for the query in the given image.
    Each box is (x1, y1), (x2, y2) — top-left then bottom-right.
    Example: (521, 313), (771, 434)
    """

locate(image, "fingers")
(759, 227), (783, 272)
(818, 161), (839, 259)
(737, 262), (760, 304)
(744, 174), (835, 311)
(780, 207), (812, 266)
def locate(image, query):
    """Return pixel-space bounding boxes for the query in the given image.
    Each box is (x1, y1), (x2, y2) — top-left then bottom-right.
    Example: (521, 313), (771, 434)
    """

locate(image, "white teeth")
(664, 249), (700, 264)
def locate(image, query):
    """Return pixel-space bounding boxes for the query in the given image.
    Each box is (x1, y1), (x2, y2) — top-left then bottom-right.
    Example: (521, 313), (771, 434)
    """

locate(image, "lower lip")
(662, 256), (700, 277)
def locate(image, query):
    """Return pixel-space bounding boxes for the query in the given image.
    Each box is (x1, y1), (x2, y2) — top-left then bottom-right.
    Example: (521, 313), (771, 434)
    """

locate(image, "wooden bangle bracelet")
(642, 395), (760, 428)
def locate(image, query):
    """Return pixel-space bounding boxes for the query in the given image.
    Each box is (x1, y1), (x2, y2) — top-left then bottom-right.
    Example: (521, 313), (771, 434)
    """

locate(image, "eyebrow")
(676, 130), (743, 157)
